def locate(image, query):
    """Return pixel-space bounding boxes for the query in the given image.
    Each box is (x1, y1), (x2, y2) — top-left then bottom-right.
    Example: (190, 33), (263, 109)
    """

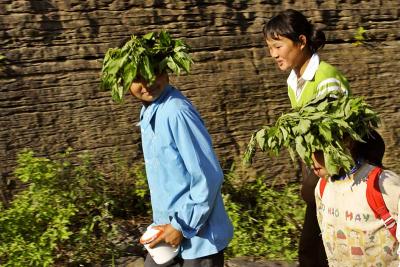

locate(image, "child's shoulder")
(161, 86), (199, 118)
(380, 168), (400, 187)
(163, 86), (192, 109)
(378, 168), (400, 215)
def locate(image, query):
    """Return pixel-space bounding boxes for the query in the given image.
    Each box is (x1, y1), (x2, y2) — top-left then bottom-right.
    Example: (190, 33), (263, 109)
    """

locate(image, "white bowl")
(140, 226), (180, 265)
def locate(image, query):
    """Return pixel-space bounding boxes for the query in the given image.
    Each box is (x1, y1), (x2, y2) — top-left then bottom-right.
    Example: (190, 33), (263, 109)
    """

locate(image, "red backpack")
(319, 166), (398, 240)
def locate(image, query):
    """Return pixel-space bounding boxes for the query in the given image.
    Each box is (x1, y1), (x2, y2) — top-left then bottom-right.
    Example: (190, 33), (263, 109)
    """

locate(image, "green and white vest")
(288, 61), (350, 109)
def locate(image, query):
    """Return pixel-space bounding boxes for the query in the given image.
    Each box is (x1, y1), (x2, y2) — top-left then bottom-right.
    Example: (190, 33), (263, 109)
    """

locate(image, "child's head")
(101, 31), (192, 103)
(351, 129), (385, 167)
(311, 130), (385, 178)
(130, 72), (169, 106)
(263, 9), (326, 71)
(311, 150), (329, 178)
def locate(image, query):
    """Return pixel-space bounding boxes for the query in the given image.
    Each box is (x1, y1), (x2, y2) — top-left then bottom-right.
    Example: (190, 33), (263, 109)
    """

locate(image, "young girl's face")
(265, 35), (304, 72)
(311, 151), (329, 178)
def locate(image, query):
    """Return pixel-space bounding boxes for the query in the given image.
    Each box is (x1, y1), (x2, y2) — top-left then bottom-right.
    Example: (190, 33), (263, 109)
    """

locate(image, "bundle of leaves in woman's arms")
(100, 30), (193, 103)
(243, 93), (380, 176)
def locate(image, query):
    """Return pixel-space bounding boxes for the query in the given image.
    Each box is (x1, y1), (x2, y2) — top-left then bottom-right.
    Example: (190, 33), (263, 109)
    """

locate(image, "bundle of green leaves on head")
(100, 30), (193, 103)
(243, 93), (380, 176)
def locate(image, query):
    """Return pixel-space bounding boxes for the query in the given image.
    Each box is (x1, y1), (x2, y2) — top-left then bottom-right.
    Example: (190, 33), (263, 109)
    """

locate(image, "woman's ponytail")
(310, 28), (326, 52)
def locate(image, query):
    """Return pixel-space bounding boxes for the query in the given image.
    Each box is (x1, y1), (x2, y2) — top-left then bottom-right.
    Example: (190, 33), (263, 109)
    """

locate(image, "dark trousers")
(299, 162), (328, 267)
(144, 250), (224, 267)
(298, 203), (328, 267)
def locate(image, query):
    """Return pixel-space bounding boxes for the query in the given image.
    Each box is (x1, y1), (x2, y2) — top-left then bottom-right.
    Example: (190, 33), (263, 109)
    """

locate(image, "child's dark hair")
(354, 129), (385, 167)
(263, 9), (326, 53)
(332, 130), (384, 180)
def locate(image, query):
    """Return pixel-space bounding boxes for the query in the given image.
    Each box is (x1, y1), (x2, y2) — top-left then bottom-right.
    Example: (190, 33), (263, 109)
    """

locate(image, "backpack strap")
(366, 167), (397, 240)
(319, 177), (328, 198)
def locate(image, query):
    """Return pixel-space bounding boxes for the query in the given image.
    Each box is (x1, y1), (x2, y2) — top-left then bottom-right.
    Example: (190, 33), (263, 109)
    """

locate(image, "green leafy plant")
(223, 167), (304, 260)
(352, 27), (367, 46)
(0, 149), (153, 266)
(0, 150), (119, 266)
(101, 150), (151, 218)
(100, 30), (193, 103)
(244, 94), (380, 176)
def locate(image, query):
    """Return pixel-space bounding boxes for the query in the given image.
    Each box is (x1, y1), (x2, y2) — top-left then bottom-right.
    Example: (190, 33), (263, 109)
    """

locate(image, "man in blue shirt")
(130, 72), (233, 267)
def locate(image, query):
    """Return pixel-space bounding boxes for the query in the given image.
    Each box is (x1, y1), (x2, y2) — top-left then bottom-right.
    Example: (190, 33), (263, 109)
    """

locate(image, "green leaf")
(353, 27), (367, 46)
(316, 100), (329, 111)
(300, 105), (317, 114)
(139, 55), (155, 83)
(174, 39), (187, 52)
(123, 61), (137, 89)
(318, 123), (332, 142)
(104, 54), (125, 75)
(287, 147), (296, 161)
(142, 32), (155, 40)
(111, 83), (124, 103)
(173, 52), (192, 73)
(255, 129), (267, 150)
(243, 133), (257, 165)
(166, 56), (180, 75)
(159, 30), (171, 47)
(295, 136), (306, 161)
(294, 119), (311, 135)
(280, 126), (288, 141)
(324, 152), (339, 176)
(304, 133), (315, 148)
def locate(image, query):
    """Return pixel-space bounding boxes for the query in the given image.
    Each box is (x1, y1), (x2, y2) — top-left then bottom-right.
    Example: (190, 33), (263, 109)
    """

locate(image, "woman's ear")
(298, 34), (307, 50)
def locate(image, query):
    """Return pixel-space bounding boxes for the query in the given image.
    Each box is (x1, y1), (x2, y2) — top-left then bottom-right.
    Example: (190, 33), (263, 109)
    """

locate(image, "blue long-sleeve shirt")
(139, 85), (233, 259)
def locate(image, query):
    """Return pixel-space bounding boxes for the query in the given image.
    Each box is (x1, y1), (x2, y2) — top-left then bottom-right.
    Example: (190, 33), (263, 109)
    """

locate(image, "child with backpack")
(312, 130), (399, 266)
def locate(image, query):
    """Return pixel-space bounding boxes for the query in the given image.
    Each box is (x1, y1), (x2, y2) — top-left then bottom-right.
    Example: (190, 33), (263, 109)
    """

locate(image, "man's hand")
(148, 224), (183, 249)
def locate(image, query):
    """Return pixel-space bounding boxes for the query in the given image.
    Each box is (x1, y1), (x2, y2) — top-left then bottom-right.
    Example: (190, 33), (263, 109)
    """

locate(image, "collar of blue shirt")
(139, 84), (173, 130)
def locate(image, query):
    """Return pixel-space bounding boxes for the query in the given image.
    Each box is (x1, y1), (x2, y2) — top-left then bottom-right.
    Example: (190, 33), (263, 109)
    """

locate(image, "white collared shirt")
(287, 53), (320, 99)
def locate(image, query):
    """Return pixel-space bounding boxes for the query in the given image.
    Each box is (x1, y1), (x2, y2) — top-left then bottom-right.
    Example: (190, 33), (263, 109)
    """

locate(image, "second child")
(312, 130), (399, 266)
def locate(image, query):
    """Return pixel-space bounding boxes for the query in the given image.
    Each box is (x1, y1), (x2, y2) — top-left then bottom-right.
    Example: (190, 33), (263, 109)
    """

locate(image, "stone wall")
(1, 0), (399, 183)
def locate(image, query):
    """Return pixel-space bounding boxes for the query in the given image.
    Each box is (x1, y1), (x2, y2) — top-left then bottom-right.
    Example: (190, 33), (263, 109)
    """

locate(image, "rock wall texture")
(1, 0), (399, 183)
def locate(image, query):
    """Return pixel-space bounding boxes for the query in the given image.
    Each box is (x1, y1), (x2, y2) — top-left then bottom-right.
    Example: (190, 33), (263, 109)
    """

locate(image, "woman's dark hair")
(263, 9), (326, 53)
(353, 129), (385, 167)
